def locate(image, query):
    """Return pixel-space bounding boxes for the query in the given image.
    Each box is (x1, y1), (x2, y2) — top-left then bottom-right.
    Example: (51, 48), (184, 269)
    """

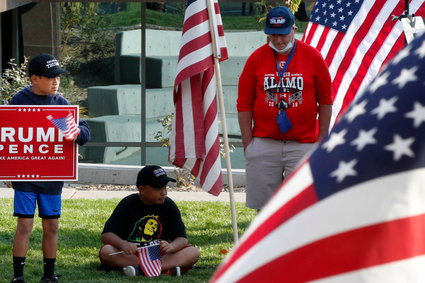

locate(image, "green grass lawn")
(103, 3), (263, 30)
(0, 198), (256, 282)
(102, 3), (306, 32)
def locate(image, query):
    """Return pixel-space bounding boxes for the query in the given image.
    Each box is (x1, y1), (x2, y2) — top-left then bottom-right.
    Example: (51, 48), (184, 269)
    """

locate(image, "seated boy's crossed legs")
(99, 243), (200, 276)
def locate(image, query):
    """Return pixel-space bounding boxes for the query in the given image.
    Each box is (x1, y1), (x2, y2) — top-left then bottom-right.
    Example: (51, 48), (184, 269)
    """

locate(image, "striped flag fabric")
(137, 242), (162, 277)
(169, 0), (228, 196)
(46, 112), (80, 141)
(302, 0), (425, 128)
(211, 32), (425, 283)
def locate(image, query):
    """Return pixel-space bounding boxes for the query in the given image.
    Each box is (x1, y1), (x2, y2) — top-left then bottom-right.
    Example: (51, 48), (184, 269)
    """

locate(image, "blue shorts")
(13, 191), (61, 219)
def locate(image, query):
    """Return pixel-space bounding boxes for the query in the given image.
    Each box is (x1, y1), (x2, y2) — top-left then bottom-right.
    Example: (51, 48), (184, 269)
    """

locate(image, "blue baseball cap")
(28, 53), (68, 78)
(264, 6), (295, 35)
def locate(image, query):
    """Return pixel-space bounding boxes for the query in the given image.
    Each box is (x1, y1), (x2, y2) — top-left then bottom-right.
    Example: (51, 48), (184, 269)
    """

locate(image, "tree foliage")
(60, 3), (115, 63)
(0, 57), (30, 105)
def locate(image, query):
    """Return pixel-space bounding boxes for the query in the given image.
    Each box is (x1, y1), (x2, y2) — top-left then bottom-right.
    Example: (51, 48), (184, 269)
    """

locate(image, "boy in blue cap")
(9, 53), (91, 283)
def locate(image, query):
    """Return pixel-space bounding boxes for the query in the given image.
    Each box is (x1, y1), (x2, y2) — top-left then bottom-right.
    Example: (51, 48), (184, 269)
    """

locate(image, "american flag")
(169, 0), (228, 196)
(303, 0), (425, 128)
(46, 112), (80, 141)
(211, 32), (425, 283)
(137, 243), (162, 277)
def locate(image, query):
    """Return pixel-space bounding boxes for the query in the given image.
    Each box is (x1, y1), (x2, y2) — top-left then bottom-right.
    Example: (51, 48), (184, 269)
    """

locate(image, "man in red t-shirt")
(238, 6), (333, 210)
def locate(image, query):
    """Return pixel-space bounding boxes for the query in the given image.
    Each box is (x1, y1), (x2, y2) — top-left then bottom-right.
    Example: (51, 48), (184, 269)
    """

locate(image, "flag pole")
(205, 0), (239, 243)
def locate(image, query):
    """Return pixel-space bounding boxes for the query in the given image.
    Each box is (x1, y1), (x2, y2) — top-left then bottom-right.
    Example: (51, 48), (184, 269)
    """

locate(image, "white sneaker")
(123, 265), (140, 276)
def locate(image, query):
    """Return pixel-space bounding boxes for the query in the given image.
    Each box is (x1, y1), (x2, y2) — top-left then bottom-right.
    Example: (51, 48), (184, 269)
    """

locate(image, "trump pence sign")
(0, 105), (79, 181)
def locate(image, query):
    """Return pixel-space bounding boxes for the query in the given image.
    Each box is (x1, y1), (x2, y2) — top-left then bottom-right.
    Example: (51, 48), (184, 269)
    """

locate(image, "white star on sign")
(371, 97), (397, 120)
(384, 134), (415, 161)
(350, 128), (377, 151)
(392, 66), (418, 89)
(405, 102), (425, 128)
(330, 159), (358, 183)
(369, 71), (389, 93)
(322, 129), (347, 152)
(345, 100), (367, 122)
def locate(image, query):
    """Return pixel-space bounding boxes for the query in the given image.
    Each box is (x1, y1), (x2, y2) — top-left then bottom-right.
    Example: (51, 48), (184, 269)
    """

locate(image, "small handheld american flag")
(46, 112), (80, 141)
(137, 241), (162, 277)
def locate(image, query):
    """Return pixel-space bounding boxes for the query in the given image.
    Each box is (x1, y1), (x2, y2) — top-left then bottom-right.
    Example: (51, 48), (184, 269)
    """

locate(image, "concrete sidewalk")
(0, 187), (245, 202)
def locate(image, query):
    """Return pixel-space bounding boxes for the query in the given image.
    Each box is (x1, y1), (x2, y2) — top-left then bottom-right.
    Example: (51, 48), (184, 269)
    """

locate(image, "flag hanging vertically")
(169, 0), (228, 196)
(137, 243), (162, 277)
(46, 112), (80, 141)
(211, 31), (425, 283)
(302, 0), (425, 127)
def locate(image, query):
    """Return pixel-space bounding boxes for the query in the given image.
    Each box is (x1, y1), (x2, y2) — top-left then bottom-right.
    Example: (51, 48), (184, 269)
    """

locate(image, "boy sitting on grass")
(10, 53), (91, 283)
(98, 165), (200, 277)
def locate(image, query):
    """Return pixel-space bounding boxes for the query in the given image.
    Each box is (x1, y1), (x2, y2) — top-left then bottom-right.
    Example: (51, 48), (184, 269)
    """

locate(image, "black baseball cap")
(136, 165), (176, 189)
(264, 6), (295, 35)
(28, 53), (69, 78)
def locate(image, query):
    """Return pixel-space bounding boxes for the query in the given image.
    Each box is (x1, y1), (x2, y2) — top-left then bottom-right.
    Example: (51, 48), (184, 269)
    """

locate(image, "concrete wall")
(83, 29), (303, 165)
(114, 29), (268, 84)
(115, 29), (267, 57)
(75, 163), (246, 187)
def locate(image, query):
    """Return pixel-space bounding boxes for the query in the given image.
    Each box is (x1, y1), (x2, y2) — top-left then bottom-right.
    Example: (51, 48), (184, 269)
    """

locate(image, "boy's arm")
(159, 237), (188, 254)
(75, 119), (91, 145)
(101, 232), (139, 256)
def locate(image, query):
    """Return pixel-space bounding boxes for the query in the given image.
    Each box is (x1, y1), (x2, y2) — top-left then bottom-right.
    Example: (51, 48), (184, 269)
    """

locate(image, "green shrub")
(0, 57), (30, 105)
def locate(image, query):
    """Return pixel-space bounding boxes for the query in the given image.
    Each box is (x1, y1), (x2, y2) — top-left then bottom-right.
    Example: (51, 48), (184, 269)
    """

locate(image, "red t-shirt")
(237, 40), (333, 143)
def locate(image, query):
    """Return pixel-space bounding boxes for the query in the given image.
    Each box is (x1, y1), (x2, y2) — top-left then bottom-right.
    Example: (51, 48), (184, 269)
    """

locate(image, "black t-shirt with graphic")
(102, 193), (186, 244)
